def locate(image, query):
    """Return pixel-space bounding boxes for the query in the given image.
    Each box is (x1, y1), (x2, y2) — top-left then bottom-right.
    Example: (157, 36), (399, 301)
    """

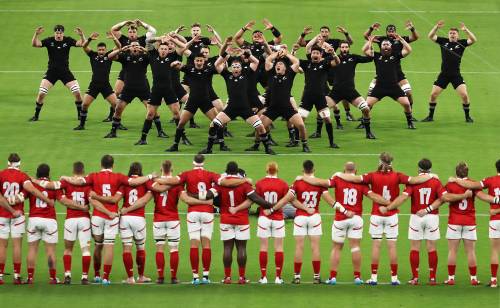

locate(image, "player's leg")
(11, 236), (23, 283)
(26, 240), (39, 283)
(328, 241), (343, 284)
(396, 96), (416, 129)
(155, 239), (166, 284)
(310, 235), (321, 283)
(103, 92), (118, 122)
(258, 235), (269, 283)
(490, 238), (500, 287)
(222, 239), (235, 283)
(326, 97), (343, 129)
(101, 218), (118, 284)
(399, 79), (417, 121)
(135, 104), (158, 145)
(464, 239), (478, 284)
(201, 236), (212, 283)
(166, 221), (180, 284)
(167, 102), (181, 123)
(120, 218), (135, 283)
(246, 115), (274, 151)
(422, 83), (445, 122)
(200, 113), (230, 154)
(293, 235), (305, 283)
(63, 239), (75, 284)
(318, 107), (338, 148)
(289, 113), (310, 153)
(349, 239), (362, 284)
(105, 99), (128, 138)
(131, 217), (148, 283)
(274, 237), (284, 283)
(342, 100), (355, 121)
(386, 239), (400, 284)
(92, 234), (104, 281)
(45, 242), (58, 283)
(351, 96), (375, 139)
(426, 240), (438, 284)
(65, 80), (83, 120)
(74, 94), (95, 130)
(446, 239), (460, 284)
(166, 109), (194, 152)
(368, 215), (382, 284)
(235, 239), (248, 283)
(187, 212), (202, 283)
(409, 240), (421, 284)
(246, 115), (275, 155)
(114, 77), (124, 97)
(455, 83), (473, 122)
(0, 238), (6, 284)
(29, 79), (54, 121)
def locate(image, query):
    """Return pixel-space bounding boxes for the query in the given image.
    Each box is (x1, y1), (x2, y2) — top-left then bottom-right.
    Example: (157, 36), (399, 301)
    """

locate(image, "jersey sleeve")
(41, 38), (51, 47)
(435, 180), (447, 198)
(67, 37), (77, 47)
(177, 172), (187, 185)
(87, 50), (97, 58)
(299, 59), (308, 70)
(211, 172), (221, 185)
(480, 177), (491, 189)
(220, 69), (230, 79)
(403, 185), (413, 195)
(361, 184), (371, 196)
(402, 35), (411, 43)
(361, 173), (372, 185)
(328, 177), (336, 188)
(435, 37), (447, 45)
(119, 174), (130, 186)
(243, 182), (255, 195)
(398, 172), (410, 185)
(459, 39), (469, 47)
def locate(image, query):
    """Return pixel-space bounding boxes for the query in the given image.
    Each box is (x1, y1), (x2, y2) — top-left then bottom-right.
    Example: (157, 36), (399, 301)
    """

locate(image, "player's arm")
(32, 26), (44, 47)
(30, 178), (61, 190)
(74, 27), (85, 47)
(476, 191), (500, 204)
(440, 190), (473, 203)
(408, 174), (433, 185)
(363, 22), (380, 40)
(305, 34), (319, 54)
(263, 18), (282, 44)
(82, 32), (99, 54)
(0, 194), (22, 218)
(416, 198), (443, 217)
(285, 50), (302, 73)
(460, 22), (477, 45)
(180, 191), (213, 205)
(324, 44), (340, 66)
(22, 181), (53, 206)
(219, 177), (251, 187)
(247, 192), (273, 209)
(90, 191), (122, 204)
(428, 20), (443, 42)
(121, 192), (153, 215)
(335, 173), (364, 183)
(406, 20), (419, 42)
(179, 34), (199, 54)
(234, 20), (255, 46)
(385, 193), (409, 211)
(214, 55), (227, 73)
(449, 177), (482, 190)
(110, 20), (134, 38)
(106, 31), (122, 49)
(230, 199), (253, 213)
(265, 51), (279, 71)
(58, 195), (89, 211)
(128, 174), (155, 187)
(270, 190), (296, 212)
(108, 45), (127, 60)
(149, 182), (171, 193)
(206, 24), (222, 46)
(170, 60), (184, 71)
(174, 25), (186, 35)
(135, 19), (157, 41)
(299, 176), (330, 188)
(337, 26), (353, 45)
(362, 36), (375, 57)
(89, 198), (117, 219)
(297, 26), (313, 47)
(396, 34), (412, 57)
(367, 191), (391, 206)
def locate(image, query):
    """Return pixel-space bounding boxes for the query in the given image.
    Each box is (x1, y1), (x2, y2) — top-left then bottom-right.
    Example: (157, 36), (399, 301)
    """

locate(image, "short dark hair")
(252, 30), (263, 35)
(194, 154), (205, 164)
(386, 24), (397, 32)
(8, 153), (20, 163)
(162, 160), (172, 173)
(36, 163), (50, 179)
(456, 162), (469, 178)
(128, 162), (143, 177)
(73, 161), (85, 175)
(191, 22), (201, 28)
(339, 40), (350, 46)
(194, 52), (205, 58)
(101, 154), (114, 169)
(311, 46), (323, 53)
(97, 42), (106, 48)
(230, 57), (243, 65)
(226, 161), (239, 175)
(238, 168), (246, 178)
(128, 25), (138, 31)
(418, 158), (432, 172)
(495, 159), (500, 173)
(158, 42), (168, 47)
(320, 26), (330, 31)
(54, 24), (64, 32)
(449, 27), (459, 32)
(303, 160), (314, 173)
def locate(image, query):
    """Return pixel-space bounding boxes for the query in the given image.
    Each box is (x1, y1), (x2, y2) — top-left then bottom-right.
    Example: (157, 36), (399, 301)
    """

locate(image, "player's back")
(481, 175), (500, 220)
(121, 175), (150, 217)
(60, 180), (90, 219)
(85, 170), (128, 216)
(405, 177), (445, 214)
(445, 180), (476, 225)
(255, 176), (289, 220)
(178, 168), (219, 213)
(216, 176), (254, 225)
(28, 179), (57, 219)
(292, 179), (326, 216)
(0, 168), (30, 216)
(150, 181), (183, 222)
(331, 176), (368, 220)
(364, 170), (409, 216)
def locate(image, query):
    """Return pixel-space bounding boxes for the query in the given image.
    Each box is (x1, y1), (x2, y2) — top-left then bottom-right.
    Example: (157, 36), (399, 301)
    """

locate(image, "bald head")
(344, 161), (356, 174)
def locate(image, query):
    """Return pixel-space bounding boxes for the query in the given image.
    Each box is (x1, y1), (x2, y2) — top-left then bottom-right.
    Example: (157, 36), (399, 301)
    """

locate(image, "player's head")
(36, 163), (50, 179)
(386, 24), (397, 37)
(225, 161), (239, 175)
(455, 161), (469, 178)
(310, 46), (323, 62)
(238, 168), (247, 178)
(193, 154), (205, 167)
(73, 161), (85, 176)
(97, 42), (107, 56)
(230, 58), (243, 75)
(158, 43), (169, 57)
(344, 161), (357, 174)
(339, 41), (350, 55)
(7, 153), (21, 168)
(266, 161), (278, 176)
(320, 26), (330, 38)
(201, 46), (210, 59)
(128, 162), (143, 177)
(129, 41), (141, 56)
(448, 28), (459, 42)
(418, 158), (432, 173)
(101, 154), (114, 169)
(252, 30), (264, 43)
(380, 39), (392, 54)
(378, 152), (393, 172)
(162, 160), (172, 175)
(274, 59), (287, 75)
(127, 25), (138, 41)
(496, 159), (500, 173)
(303, 160), (314, 174)
(194, 53), (206, 69)
(191, 22), (202, 37)
(53, 24), (65, 41)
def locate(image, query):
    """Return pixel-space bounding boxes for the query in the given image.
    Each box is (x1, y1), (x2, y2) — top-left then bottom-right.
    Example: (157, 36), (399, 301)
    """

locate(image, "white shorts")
(332, 215), (363, 243)
(91, 216), (119, 241)
(369, 214), (399, 239)
(293, 214), (322, 236)
(257, 216), (285, 238)
(220, 224), (250, 241)
(446, 224), (477, 241)
(490, 220), (500, 239)
(153, 221), (181, 246)
(64, 217), (91, 247)
(27, 217), (58, 244)
(187, 212), (214, 240)
(0, 215), (25, 239)
(119, 216), (147, 242)
(408, 214), (440, 241)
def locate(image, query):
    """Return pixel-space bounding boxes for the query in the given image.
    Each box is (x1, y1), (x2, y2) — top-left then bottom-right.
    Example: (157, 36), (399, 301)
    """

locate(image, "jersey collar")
(265, 175), (278, 178)
(101, 168), (113, 172)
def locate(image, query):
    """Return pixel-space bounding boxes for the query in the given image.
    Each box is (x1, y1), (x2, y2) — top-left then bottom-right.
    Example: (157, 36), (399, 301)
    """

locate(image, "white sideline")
(0, 9), (153, 12)
(1, 70), (499, 74)
(53, 212), (491, 217)
(109, 153), (380, 157)
(369, 10), (500, 14)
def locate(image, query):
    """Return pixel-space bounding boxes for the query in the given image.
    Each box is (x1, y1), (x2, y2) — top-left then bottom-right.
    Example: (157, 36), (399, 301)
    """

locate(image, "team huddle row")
(0, 152), (499, 287)
(30, 19), (477, 153)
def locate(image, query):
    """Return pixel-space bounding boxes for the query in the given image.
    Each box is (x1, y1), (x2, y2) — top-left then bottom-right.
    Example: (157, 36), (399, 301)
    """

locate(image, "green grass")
(0, 0), (499, 306)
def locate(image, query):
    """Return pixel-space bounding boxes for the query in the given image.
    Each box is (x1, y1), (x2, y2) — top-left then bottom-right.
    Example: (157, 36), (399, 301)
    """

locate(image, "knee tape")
(298, 107), (310, 118)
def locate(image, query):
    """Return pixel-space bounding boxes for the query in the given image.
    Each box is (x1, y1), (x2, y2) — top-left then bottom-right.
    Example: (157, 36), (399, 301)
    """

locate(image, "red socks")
(0, 263), (4, 275)
(294, 262), (302, 275)
(428, 251), (438, 279)
(448, 264), (456, 276)
(94, 257), (101, 277)
(259, 251), (268, 277)
(49, 268), (56, 280)
(390, 264), (398, 276)
(82, 256), (91, 276)
(156, 252), (165, 279)
(330, 270), (337, 279)
(103, 264), (112, 280)
(371, 263), (378, 274)
(312, 260), (321, 275)
(170, 251), (179, 279)
(28, 267), (34, 280)
(239, 266), (246, 278)
(202, 248), (211, 273)
(492, 263), (499, 278)
(224, 267), (231, 278)
(275, 252), (284, 278)
(354, 271), (361, 279)
(123, 252), (134, 278)
(410, 250), (419, 278)
(469, 266), (477, 276)
(136, 250), (146, 276)
(63, 255), (72, 273)
(190, 247), (199, 275)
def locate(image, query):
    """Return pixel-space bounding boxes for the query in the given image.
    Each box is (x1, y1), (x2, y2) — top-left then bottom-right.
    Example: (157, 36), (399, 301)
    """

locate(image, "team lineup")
(28, 18), (477, 154)
(0, 152), (499, 288)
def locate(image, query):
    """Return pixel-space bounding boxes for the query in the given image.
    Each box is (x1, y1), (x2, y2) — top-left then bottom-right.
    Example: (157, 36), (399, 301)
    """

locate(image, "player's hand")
(405, 20), (415, 30)
(12, 210), (23, 218)
(175, 25), (186, 33)
(206, 24), (215, 33)
(262, 18), (274, 30)
(464, 189), (473, 198)
(109, 212), (119, 219)
(263, 209), (271, 216)
(90, 32), (99, 40)
(459, 22), (467, 31)
(134, 19), (144, 27)
(379, 206), (388, 214)
(170, 60), (181, 67)
(106, 31), (116, 39)
(436, 20), (444, 28)
(228, 207), (238, 215)
(75, 27), (84, 36)
(119, 208), (128, 215)
(125, 20), (135, 26)
(224, 36), (233, 44)
(303, 26), (313, 35)
(393, 33), (402, 41)
(47, 199), (55, 207)
(448, 177), (456, 183)
(89, 191), (97, 199)
(371, 22), (381, 30)
(306, 207), (315, 215)
(244, 20), (255, 31)
(345, 210), (354, 218)
(7, 195), (16, 205)
(292, 43), (300, 52)
(416, 209), (427, 217)
(35, 26), (44, 34)
(336, 26), (348, 34)
(80, 204), (90, 212)
(494, 196), (500, 205)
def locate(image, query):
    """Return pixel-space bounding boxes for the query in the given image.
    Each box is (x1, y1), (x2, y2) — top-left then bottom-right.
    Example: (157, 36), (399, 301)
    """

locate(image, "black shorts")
(173, 82), (187, 100)
(43, 68), (75, 85)
(263, 104), (297, 121)
(369, 84), (406, 101)
(150, 86), (178, 106)
(86, 81), (114, 99)
(119, 86), (150, 103)
(329, 88), (361, 103)
(208, 86), (219, 101)
(223, 104), (255, 120)
(434, 73), (465, 89)
(184, 97), (213, 114)
(299, 94), (328, 112)
(396, 69), (406, 82)
(117, 69), (125, 81)
(248, 94), (264, 110)
(322, 82), (331, 96)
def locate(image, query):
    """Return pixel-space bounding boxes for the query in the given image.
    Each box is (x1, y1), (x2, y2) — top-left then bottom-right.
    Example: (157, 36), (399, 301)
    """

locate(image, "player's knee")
(318, 108), (331, 119)
(251, 119), (263, 129)
(212, 118), (223, 128)
(103, 238), (115, 245)
(135, 242), (145, 250)
(358, 100), (369, 111)
(298, 108), (310, 118)
(69, 82), (81, 94)
(351, 246), (360, 253)
(401, 83), (412, 94)
(154, 239), (166, 246)
(38, 86), (49, 97)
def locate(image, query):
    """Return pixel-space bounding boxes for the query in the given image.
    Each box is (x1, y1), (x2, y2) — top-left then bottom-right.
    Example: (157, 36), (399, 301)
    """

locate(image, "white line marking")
(53, 212), (492, 217)
(0, 9), (153, 12)
(369, 10), (500, 14)
(109, 153), (380, 157)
